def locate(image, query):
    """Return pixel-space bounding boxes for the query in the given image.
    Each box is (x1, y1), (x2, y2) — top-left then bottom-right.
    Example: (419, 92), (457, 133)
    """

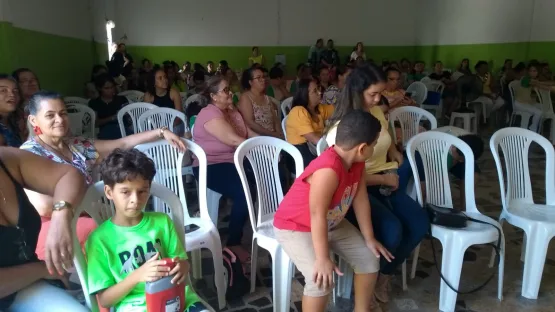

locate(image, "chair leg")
(337, 258), (354, 299)
(402, 261), (407, 291)
(272, 247), (293, 312)
(498, 232), (505, 301)
(250, 238), (259, 293)
(191, 249), (202, 279)
(522, 228), (551, 299)
(489, 218), (505, 268)
(438, 240), (465, 312)
(410, 243), (420, 279)
(209, 231), (226, 310)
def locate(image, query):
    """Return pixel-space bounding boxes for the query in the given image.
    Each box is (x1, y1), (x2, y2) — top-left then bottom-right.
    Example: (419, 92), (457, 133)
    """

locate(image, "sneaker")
(374, 274), (392, 303)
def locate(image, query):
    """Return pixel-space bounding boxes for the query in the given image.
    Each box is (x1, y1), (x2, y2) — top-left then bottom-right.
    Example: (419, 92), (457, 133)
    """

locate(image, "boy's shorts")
(274, 220), (379, 297)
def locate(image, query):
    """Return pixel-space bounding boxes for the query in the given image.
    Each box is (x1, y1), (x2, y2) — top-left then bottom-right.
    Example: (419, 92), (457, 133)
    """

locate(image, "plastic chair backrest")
(281, 116), (288, 141)
(234, 137), (304, 230)
(117, 102), (157, 137)
(534, 88), (554, 114)
(425, 80), (445, 94)
(185, 94), (206, 108)
(508, 80), (519, 105)
(64, 96), (89, 106)
(66, 103), (96, 138)
(490, 127), (555, 210)
(406, 81), (428, 105)
(281, 97), (293, 117)
(67, 111), (85, 137)
(316, 136), (328, 156)
(72, 182), (185, 311)
(406, 131), (478, 213)
(118, 90), (145, 103)
(137, 107), (188, 133)
(389, 106), (437, 148)
(134, 139), (188, 218)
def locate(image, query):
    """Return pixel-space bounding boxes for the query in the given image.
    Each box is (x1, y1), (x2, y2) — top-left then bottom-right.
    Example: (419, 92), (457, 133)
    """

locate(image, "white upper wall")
(111, 0), (417, 46)
(416, 0), (534, 45)
(4, 0), (91, 40)
(530, 0), (555, 41)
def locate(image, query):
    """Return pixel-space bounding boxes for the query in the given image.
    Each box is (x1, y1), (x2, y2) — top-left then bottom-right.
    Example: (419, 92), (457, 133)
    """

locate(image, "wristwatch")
(159, 126), (168, 138)
(53, 201), (72, 212)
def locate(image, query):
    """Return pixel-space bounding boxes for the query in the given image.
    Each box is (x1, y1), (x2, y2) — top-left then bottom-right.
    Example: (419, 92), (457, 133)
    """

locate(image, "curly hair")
(99, 149), (156, 187)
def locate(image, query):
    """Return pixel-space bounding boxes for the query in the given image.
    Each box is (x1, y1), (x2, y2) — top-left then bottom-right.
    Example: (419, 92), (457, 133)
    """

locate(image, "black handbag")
(425, 204), (502, 294)
(426, 204), (467, 228)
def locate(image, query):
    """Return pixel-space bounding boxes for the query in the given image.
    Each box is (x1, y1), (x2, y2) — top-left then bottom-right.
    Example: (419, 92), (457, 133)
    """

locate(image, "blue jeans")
(397, 151), (425, 194)
(8, 280), (88, 312)
(193, 162), (251, 246)
(346, 187), (429, 275)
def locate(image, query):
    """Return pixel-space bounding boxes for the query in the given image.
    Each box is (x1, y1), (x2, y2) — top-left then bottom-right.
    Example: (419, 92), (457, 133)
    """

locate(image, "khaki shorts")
(275, 220), (379, 297)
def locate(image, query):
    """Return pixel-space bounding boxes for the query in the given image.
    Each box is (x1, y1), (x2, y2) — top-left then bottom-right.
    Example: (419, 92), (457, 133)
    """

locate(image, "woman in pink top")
(193, 76), (257, 255)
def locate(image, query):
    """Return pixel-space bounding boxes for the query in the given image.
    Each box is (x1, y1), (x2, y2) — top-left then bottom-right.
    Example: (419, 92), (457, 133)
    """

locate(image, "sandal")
(227, 245), (251, 277)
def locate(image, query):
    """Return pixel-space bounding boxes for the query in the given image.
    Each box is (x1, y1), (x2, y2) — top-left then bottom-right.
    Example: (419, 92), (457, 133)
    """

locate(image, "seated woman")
(192, 76), (257, 260)
(317, 66), (331, 94)
(144, 67), (182, 111)
(324, 64), (429, 305)
(381, 67), (415, 112)
(221, 67), (241, 94)
(187, 70), (206, 98)
(407, 61), (426, 83)
(0, 147), (88, 312)
(289, 63), (312, 94)
(451, 58), (472, 81)
(322, 65), (352, 105)
(84, 64), (108, 99)
(21, 91), (186, 260)
(474, 61), (505, 122)
(514, 64), (551, 132)
(428, 61), (456, 115)
(286, 79), (334, 167)
(266, 66), (291, 101)
(165, 61), (187, 92)
(0, 75), (27, 147)
(350, 42), (366, 61)
(88, 73), (129, 140)
(238, 67), (283, 138)
(12, 68), (40, 107)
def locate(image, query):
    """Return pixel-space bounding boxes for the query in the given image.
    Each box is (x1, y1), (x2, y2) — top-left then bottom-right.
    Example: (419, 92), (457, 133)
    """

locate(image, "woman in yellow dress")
(248, 46), (265, 67)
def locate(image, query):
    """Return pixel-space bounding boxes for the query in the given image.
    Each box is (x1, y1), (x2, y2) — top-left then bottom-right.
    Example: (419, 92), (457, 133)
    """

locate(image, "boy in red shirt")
(274, 110), (393, 312)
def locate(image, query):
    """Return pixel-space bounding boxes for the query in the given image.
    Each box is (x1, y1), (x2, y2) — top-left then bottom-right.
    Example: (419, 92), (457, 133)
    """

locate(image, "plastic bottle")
(145, 258), (185, 312)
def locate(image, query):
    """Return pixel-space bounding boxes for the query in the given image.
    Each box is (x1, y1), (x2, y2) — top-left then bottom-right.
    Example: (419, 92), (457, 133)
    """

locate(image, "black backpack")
(222, 247), (250, 301)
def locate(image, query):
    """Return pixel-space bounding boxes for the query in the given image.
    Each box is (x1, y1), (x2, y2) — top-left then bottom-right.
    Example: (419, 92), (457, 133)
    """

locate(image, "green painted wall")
(0, 21), (96, 96)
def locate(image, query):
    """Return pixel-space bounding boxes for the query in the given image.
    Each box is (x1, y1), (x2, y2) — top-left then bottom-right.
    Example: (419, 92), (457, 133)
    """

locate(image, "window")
(106, 20), (116, 59)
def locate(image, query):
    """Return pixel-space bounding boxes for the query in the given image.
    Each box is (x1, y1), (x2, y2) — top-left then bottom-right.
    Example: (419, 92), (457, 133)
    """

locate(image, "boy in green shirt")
(85, 149), (208, 312)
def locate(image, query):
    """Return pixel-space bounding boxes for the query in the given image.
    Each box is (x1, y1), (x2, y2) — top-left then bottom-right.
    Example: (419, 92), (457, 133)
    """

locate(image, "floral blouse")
(20, 137), (99, 185)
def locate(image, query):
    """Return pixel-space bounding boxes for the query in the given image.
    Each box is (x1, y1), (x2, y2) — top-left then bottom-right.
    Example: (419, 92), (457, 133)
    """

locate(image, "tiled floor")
(188, 130), (555, 312)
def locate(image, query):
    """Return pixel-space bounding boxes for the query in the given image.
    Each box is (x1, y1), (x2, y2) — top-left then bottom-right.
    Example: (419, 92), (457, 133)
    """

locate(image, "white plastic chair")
(234, 137), (304, 312)
(185, 94), (206, 109)
(316, 136), (328, 155)
(535, 88), (555, 141)
(117, 102), (157, 137)
(135, 139), (226, 309)
(72, 182), (216, 312)
(489, 127), (555, 299)
(389, 106), (437, 149)
(406, 131), (505, 312)
(64, 96), (89, 106)
(66, 103), (96, 138)
(281, 116), (288, 141)
(406, 81), (428, 106)
(508, 80), (533, 129)
(179, 92), (188, 107)
(118, 90), (144, 103)
(137, 107), (188, 133)
(281, 97), (293, 118)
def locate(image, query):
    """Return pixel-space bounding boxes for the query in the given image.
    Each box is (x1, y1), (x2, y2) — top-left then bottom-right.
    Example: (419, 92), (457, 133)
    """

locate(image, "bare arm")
(204, 118), (246, 147)
(143, 92), (154, 103)
(237, 96), (280, 137)
(365, 173), (385, 186)
(302, 132), (322, 145)
(308, 168), (339, 260)
(170, 88), (183, 111)
(96, 273), (139, 308)
(0, 262), (49, 298)
(352, 174), (376, 242)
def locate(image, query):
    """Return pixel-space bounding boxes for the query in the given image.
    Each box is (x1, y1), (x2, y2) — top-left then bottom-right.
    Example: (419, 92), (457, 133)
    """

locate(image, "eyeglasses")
(251, 76), (265, 82)
(218, 87), (231, 94)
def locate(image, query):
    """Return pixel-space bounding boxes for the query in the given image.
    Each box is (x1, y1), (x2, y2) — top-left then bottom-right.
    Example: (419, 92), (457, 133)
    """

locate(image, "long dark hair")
(292, 79), (319, 115)
(0, 74), (24, 139)
(145, 68), (165, 95)
(457, 58), (470, 73)
(325, 64), (385, 133)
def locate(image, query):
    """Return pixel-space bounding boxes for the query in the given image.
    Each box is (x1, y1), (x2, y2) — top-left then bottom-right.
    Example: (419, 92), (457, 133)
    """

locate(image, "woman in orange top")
(285, 79), (334, 167)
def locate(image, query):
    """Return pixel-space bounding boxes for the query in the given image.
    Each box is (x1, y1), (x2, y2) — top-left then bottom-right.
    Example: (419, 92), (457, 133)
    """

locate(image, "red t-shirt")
(274, 147), (364, 232)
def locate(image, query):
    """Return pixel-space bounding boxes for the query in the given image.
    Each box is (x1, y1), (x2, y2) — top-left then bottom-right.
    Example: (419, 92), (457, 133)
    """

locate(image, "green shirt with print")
(85, 212), (200, 312)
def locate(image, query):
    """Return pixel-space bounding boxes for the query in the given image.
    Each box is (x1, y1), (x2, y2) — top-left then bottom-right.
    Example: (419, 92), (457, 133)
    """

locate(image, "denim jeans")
(8, 280), (88, 312)
(346, 186), (429, 275)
